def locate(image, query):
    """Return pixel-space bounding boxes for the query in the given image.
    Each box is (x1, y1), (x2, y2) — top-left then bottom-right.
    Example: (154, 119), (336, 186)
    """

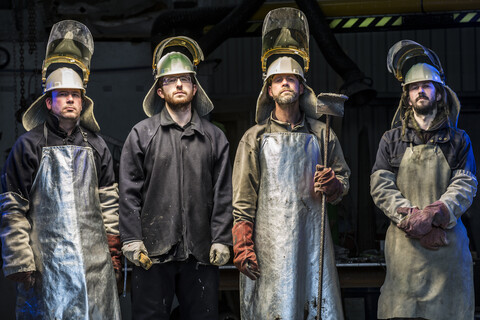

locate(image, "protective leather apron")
(378, 144), (473, 320)
(240, 132), (344, 320)
(16, 125), (121, 319)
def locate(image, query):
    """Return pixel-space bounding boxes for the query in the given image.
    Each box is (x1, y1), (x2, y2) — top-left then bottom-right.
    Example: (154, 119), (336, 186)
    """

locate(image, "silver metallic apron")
(16, 131), (121, 319)
(378, 144), (473, 320)
(240, 132), (344, 320)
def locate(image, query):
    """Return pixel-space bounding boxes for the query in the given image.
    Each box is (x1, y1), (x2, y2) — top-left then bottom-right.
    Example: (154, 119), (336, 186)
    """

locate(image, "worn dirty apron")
(240, 132), (344, 320)
(16, 126), (121, 319)
(378, 144), (473, 320)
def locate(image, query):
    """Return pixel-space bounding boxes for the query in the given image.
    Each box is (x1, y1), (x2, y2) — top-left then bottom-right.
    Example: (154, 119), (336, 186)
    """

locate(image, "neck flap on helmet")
(23, 67), (98, 132)
(23, 20), (99, 132)
(143, 36), (213, 117)
(387, 40), (460, 129)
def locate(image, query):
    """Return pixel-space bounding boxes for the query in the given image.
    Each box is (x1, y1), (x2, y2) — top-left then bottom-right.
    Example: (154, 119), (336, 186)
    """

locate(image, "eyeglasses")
(162, 75), (192, 86)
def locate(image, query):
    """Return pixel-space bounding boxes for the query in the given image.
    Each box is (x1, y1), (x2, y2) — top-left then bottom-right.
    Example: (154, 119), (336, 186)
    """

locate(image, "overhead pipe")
(197, 0), (265, 57)
(151, 0), (265, 57)
(150, 6), (233, 51)
(296, 0), (377, 105)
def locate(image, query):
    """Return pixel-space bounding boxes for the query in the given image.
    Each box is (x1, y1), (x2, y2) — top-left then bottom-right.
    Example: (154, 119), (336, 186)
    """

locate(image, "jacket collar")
(159, 107), (205, 135)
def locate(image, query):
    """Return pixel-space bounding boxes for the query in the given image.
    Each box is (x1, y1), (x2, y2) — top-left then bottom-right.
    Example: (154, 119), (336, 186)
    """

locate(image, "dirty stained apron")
(378, 144), (473, 320)
(240, 132), (344, 320)
(16, 127), (121, 319)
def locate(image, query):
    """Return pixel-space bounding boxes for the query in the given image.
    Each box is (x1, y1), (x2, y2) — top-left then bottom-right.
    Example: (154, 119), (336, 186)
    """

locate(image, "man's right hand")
(397, 201), (450, 239)
(232, 221), (260, 280)
(7, 271), (35, 289)
(122, 240), (152, 270)
(397, 206), (432, 238)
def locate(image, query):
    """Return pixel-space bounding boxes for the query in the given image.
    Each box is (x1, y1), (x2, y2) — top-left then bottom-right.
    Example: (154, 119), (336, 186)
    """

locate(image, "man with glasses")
(119, 44), (233, 319)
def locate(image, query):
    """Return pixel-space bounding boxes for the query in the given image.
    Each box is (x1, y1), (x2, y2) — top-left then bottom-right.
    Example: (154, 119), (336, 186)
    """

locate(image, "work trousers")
(131, 257), (219, 320)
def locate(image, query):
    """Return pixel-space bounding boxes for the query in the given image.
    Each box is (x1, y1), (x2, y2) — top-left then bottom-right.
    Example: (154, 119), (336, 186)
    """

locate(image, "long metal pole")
(317, 114), (331, 319)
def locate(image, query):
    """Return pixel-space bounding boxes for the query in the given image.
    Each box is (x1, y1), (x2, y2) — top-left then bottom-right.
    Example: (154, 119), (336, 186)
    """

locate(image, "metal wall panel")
(205, 27), (480, 98)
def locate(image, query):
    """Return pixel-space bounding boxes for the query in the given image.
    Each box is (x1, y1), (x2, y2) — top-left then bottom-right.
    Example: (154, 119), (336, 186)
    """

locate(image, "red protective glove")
(314, 165), (343, 203)
(397, 201), (450, 239)
(232, 221), (260, 280)
(422, 201), (450, 228)
(6, 271), (35, 290)
(397, 207), (428, 238)
(420, 227), (449, 250)
(107, 234), (123, 294)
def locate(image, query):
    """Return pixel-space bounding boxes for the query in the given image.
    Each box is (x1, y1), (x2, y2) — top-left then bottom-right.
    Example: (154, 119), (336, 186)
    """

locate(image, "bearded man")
(119, 40), (233, 320)
(371, 42), (477, 320)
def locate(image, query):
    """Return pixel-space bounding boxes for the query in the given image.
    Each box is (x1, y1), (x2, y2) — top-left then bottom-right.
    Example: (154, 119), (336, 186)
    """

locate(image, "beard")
(272, 89), (299, 106)
(163, 91), (194, 110)
(411, 94), (436, 116)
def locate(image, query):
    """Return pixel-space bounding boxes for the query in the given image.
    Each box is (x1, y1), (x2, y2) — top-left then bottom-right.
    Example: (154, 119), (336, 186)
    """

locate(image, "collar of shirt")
(159, 107), (205, 136)
(45, 112), (80, 139)
(269, 111), (306, 131)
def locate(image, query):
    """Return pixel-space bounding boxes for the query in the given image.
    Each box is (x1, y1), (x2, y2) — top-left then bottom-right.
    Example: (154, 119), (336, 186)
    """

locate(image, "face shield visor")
(43, 20), (94, 88)
(387, 39), (444, 84)
(261, 7), (310, 75)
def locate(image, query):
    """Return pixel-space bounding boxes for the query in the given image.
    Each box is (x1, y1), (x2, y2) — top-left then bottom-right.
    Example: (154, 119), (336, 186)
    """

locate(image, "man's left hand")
(209, 243), (230, 266)
(314, 165), (343, 203)
(420, 227), (449, 250)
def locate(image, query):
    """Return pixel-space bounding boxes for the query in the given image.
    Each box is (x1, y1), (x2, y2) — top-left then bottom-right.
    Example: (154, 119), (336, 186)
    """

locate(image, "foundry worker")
(231, 8), (349, 320)
(0, 21), (121, 319)
(371, 40), (477, 320)
(119, 37), (233, 319)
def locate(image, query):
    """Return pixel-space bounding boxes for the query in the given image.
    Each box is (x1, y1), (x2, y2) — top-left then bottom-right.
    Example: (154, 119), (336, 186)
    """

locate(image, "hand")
(397, 206), (430, 238)
(397, 201), (450, 238)
(7, 271), (35, 290)
(107, 234), (123, 294)
(122, 240), (152, 270)
(232, 221), (260, 280)
(420, 227), (449, 250)
(422, 201), (450, 228)
(314, 165), (343, 203)
(209, 243), (230, 266)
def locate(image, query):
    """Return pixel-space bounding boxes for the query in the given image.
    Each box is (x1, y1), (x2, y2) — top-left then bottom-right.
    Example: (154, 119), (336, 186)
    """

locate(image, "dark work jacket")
(1, 114), (116, 196)
(119, 108), (233, 264)
(372, 119), (476, 176)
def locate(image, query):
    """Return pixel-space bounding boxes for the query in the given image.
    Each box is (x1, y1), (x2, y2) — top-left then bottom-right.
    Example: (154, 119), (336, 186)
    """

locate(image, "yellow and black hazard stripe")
(328, 16), (402, 30)
(327, 12), (480, 33)
(229, 11), (480, 36)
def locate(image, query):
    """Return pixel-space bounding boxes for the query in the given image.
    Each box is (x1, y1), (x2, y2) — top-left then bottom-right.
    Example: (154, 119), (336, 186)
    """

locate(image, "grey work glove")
(209, 243), (230, 266)
(122, 240), (152, 270)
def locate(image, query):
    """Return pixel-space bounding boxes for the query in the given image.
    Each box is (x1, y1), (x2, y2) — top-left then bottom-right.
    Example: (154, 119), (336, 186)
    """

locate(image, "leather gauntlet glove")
(209, 243), (230, 266)
(107, 234), (123, 294)
(7, 271), (35, 290)
(422, 201), (450, 228)
(122, 240), (152, 270)
(420, 227), (449, 250)
(232, 221), (260, 280)
(397, 201), (450, 238)
(397, 207), (427, 238)
(314, 165), (343, 203)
